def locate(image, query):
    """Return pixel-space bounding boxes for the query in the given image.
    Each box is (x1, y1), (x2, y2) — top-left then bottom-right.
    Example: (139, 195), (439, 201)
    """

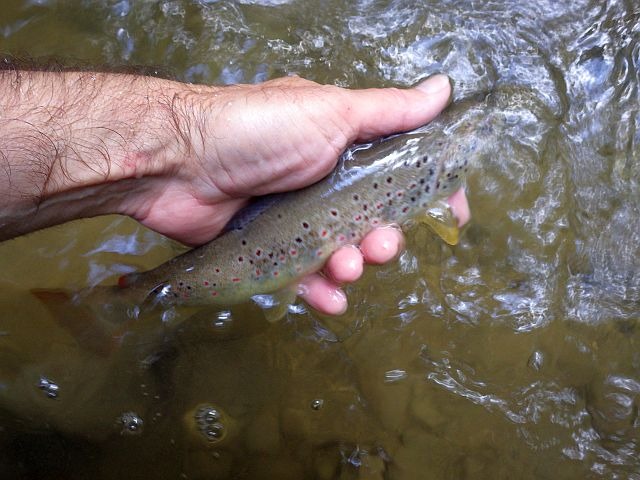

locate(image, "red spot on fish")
(273, 271), (279, 277)
(232, 278), (241, 283)
(279, 255), (286, 261)
(321, 229), (328, 237)
(338, 234), (346, 242)
(203, 281), (209, 286)
(354, 214), (362, 221)
(316, 249), (323, 257)
(255, 249), (262, 256)
(402, 206), (409, 213)
(290, 249), (297, 256)
(256, 269), (261, 276)
(396, 191), (404, 198)
(117, 275), (128, 288)
(376, 202), (384, 209)
(211, 291), (218, 297)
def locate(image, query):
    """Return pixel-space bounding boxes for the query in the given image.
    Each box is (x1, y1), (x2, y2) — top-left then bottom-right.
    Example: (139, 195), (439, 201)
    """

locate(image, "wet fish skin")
(118, 103), (486, 308)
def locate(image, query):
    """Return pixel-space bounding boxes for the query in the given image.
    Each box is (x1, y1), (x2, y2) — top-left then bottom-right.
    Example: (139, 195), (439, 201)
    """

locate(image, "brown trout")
(36, 101), (492, 326)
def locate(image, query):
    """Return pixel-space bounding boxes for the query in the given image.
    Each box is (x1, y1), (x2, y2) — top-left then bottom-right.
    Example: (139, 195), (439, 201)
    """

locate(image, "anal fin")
(251, 286), (298, 323)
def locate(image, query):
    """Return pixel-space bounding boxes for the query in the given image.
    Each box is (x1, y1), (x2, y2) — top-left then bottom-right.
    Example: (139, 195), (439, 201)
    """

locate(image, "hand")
(122, 74), (463, 315)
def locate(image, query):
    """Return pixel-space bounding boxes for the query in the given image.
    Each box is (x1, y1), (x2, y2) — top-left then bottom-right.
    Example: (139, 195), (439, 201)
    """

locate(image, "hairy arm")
(0, 68), (195, 240)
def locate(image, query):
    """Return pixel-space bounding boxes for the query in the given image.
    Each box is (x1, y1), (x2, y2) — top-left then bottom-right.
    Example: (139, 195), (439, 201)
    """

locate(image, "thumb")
(347, 74), (452, 141)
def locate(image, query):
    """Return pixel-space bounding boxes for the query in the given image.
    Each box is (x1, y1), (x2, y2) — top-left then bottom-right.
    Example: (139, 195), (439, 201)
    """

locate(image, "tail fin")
(31, 286), (136, 357)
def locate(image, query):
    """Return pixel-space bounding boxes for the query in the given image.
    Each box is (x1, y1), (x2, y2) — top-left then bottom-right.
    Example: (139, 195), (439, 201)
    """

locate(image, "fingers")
(447, 187), (471, 227)
(298, 274), (348, 316)
(298, 188), (470, 315)
(348, 74), (452, 141)
(359, 227), (404, 264)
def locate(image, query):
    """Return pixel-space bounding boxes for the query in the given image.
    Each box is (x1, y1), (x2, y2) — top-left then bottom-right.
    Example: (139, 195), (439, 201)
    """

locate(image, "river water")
(0, 0), (639, 478)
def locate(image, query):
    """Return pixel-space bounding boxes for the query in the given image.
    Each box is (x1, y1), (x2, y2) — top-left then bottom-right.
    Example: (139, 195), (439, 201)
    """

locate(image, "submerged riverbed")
(1, 0), (639, 478)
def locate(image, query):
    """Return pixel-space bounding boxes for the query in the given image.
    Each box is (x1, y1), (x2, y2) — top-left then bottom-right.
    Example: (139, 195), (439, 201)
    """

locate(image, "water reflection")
(0, 0), (639, 477)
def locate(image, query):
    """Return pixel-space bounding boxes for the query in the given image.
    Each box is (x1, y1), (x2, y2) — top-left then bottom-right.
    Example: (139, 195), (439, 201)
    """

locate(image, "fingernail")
(415, 74), (451, 95)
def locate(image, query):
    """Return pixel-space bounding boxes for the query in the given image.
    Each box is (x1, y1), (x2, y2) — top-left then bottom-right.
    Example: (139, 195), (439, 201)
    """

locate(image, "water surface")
(1, 0), (639, 478)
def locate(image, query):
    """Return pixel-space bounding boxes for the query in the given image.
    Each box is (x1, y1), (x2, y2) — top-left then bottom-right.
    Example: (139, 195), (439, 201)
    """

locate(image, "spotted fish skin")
(119, 103), (490, 307)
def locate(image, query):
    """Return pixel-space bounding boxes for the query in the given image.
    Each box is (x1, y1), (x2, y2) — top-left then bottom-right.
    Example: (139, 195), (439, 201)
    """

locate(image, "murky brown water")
(1, 0), (640, 478)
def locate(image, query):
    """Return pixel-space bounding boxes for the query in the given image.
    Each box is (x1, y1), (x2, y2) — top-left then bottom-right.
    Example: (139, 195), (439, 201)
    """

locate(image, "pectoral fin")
(417, 201), (460, 246)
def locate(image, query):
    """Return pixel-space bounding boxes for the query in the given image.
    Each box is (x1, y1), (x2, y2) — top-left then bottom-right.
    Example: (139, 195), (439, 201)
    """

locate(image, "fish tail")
(31, 284), (144, 357)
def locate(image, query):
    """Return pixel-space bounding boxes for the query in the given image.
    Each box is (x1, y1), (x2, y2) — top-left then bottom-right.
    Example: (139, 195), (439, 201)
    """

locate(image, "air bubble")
(194, 405), (226, 443)
(311, 399), (324, 410)
(118, 412), (144, 436)
(38, 377), (59, 399)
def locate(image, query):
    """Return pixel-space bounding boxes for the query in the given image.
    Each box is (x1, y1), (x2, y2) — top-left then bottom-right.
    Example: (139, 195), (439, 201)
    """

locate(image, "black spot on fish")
(386, 176), (393, 184)
(429, 168), (434, 176)
(238, 256), (244, 262)
(436, 181), (441, 189)
(302, 222), (309, 229)
(353, 194), (359, 201)
(410, 196), (416, 202)
(330, 210), (338, 216)
(419, 178), (425, 185)
(416, 160), (421, 168)
(373, 182), (379, 189)
(241, 239), (247, 246)
(425, 185), (431, 193)
(295, 237), (303, 243)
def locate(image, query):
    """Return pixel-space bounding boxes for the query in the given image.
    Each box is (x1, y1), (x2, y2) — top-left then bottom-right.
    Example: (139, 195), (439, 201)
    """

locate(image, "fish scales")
(119, 104), (487, 308)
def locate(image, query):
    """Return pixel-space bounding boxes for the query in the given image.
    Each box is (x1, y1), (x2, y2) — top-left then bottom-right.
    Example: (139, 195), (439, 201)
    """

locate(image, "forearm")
(0, 69), (205, 241)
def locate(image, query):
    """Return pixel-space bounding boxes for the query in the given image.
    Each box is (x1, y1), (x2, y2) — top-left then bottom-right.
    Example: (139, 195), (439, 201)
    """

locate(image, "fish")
(34, 100), (493, 334)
